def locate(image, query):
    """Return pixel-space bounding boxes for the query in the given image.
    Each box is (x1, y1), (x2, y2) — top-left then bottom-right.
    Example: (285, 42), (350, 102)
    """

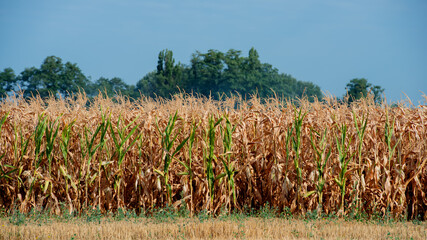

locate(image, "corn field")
(0, 93), (426, 220)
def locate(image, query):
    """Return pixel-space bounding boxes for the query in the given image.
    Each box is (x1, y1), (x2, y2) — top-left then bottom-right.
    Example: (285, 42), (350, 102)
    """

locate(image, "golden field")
(1, 217), (426, 240)
(0, 92), (426, 220)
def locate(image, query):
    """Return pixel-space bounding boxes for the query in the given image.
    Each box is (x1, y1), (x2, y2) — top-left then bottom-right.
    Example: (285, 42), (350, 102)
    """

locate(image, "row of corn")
(0, 93), (426, 220)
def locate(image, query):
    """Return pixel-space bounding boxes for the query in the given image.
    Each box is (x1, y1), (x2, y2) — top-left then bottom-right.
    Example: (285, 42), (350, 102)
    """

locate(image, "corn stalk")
(384, 110), (400, 172)
(34, 113), (48, 169)
(0, 112), (17, 182)
(284, 126), (293, 177)
(13, 123), (31, 167)
(353, 111), (368, 215)
(19, 113), (47, 211)
(60, 120), (75, 168)
(109, 113), (141, 208)
(334, 123), (354, 216)
(178, 120), (199, 216)
(205, 115), (224, 211)
(220, 114), (237, 213)
(154, 111), (189, 206)
(45, 115), (61, 175)
(0, 112), (8, 161)
(306, 128), (331, 217)
(384, 109), (401, 212)
(292, 107), (306, 212)
(83, 113), (108, 208)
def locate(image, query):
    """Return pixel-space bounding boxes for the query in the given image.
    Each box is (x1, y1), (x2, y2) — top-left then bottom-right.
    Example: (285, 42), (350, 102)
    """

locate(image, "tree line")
(0, 47), (383, 103)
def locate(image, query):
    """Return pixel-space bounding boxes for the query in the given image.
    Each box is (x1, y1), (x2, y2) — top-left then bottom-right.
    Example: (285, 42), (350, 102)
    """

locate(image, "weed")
(84, 206), (103, 224)
(152, 205), (178, 223)
(304, 209), (320, 221)
(257, 202), (277, 219)
(8, 209), (26, 226)
(197, 209), (211, 223)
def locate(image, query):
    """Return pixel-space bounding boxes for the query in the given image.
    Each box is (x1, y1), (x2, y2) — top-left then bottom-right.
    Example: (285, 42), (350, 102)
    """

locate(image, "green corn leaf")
(172, 136), (189, 157)
(109, 121), (120, 148)
(221, 158), (230, 174)
(0, 165), (17, 180)
(121, 123), (140, 148)
(168, 132), (180, 151)
(154, 168), (164, 177)
(125, 115), (140, 131)
(119, 133), (140, 167)
(0, 112), (8, 136)
(215, 173), (226, 181)
(178, 160), (190, 172)
(334, 178), (341, 186)
(304, 190), (316, 198)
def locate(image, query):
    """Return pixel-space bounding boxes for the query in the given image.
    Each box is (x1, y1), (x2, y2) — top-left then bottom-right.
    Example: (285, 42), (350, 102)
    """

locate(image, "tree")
(19, 67), (41, 98)
(0, 68), (17, 98)
(135, 50), (183, 98)
(189, 49), (225, 96)
(37, 56), (63, 97)
(155, 49), (183, 98)
(223, 49), (244, 94)
(243, 47), (263, 94)
(370, 85), (385, 104)
(295, 80), (323, 102)
(18, 56), (90, 98)
(346, 78), (384, 104)
(90, 77), (134, 98)
(4, 50), (326, 102)
(135, 71), (156, 97)
(60, 62), (91, 97)
(137, 48), (324, 101)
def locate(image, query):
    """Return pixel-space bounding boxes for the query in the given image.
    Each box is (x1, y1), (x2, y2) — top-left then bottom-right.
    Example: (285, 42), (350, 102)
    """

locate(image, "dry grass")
(0, 92), (426, 220)
(1, 217), (426, 240)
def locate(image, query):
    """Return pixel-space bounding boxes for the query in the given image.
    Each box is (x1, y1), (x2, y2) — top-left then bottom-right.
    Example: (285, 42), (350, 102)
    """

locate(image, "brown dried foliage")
(0, 92), (426, 220)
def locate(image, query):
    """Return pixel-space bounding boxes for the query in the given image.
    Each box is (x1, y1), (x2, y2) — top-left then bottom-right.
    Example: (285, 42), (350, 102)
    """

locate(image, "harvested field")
(0, 93), (426, 220)
(1, 217), (426, 240)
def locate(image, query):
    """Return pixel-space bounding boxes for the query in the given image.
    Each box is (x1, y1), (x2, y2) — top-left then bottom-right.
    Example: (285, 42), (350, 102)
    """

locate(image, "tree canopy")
(1, 48), (384, 103)
(88, 77), (135, 99)
(345, 78), (384, 104)
(16, 56), (91, 99)
(136, 48), (324, 101)
(0, 68), (16, 97)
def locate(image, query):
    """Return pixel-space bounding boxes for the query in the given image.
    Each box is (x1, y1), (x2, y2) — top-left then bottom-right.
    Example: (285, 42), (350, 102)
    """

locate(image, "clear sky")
(1, 0), (426, 104)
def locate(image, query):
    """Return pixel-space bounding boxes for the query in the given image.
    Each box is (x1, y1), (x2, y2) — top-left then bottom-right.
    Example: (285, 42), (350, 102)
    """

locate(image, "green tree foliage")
(61, 62), (91, 97)
(135, 71), (156, 97)
(187, 49), (225, 96)
(155, 49), (183, 98)
(222, 49), (245, 93)
(346, 78), (384, 104)
(0, 68), (16, 98)
(137, 47), (323, 101)
(1, 49), (327, 102)
(243, 48), (263, 93)
(135, 50), (183, 98)
(370, 85), (385, 104)
(19, 67), (42, 98)
(89, 77), (135, 99)
(18, 56), (90, 98)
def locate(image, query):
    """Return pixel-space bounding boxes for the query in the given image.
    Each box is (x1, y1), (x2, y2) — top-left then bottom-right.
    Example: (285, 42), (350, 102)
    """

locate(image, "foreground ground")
(1, 215), (425, 240)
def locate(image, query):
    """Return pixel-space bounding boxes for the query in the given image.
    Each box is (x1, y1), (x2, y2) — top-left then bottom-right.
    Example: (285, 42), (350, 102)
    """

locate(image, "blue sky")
(1, 0), (426, 104)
